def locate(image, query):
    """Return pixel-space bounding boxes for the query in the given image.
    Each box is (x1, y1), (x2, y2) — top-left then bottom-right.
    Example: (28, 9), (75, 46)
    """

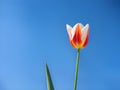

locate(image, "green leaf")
(46, 64), (54, 90)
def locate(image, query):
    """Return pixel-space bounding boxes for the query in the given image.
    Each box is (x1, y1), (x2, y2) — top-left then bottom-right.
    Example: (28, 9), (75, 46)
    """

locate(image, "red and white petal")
(71, 24), (78, 39)
(71, 24), (82, 48)
(81, 24), (89, 42)
(71, 23), (82, 39)
(82, 34), (88, 47)
(66, 24), (72, 40)
(78, 23), (84, 28)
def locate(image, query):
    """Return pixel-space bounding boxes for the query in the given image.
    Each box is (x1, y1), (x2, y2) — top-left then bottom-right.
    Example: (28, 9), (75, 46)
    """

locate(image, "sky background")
(0, 0), (120, 90)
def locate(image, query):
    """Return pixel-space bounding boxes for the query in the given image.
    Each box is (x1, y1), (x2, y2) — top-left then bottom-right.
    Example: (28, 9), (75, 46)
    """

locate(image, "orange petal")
(70, 40), (77, 48)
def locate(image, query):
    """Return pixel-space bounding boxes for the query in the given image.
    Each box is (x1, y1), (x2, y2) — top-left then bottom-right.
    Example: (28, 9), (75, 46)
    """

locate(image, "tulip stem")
(74, 48), (80, 90)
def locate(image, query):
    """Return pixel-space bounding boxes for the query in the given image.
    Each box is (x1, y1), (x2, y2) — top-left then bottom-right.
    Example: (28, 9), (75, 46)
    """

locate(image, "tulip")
(66, 23), (89, 90)
(66, 23), (89, 49)
(45, 23), (90, 90)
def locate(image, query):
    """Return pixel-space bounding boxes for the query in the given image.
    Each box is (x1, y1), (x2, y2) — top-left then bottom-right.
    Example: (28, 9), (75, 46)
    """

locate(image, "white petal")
(81, 24), (89, 42)
(66, 24), (72, 40)
(71, 23), (79, 39)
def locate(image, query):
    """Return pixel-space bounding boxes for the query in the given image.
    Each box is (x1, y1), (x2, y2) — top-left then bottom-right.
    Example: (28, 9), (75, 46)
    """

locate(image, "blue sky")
(0, 0), (120, 90)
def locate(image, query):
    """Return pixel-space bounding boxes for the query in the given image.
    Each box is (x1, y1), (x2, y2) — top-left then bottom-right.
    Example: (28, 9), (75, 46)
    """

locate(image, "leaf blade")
(46, 64), (54, 90)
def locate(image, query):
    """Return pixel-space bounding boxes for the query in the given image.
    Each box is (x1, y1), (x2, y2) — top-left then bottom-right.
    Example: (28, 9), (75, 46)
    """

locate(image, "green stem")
(74, 48), (80, 90)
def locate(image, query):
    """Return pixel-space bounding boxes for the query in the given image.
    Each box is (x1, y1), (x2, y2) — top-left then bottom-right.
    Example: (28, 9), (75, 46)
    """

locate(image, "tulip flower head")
(66, 23), (89, 49)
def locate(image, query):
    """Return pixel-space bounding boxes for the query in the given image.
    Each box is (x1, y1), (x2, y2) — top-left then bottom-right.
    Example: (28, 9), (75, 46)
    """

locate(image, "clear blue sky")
(0, 0), (120, 90)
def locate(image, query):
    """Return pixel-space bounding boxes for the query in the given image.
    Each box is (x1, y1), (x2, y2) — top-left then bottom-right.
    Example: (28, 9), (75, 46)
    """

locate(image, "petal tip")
(86, 24), (89, 28)
(66, 24), (72, 30)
